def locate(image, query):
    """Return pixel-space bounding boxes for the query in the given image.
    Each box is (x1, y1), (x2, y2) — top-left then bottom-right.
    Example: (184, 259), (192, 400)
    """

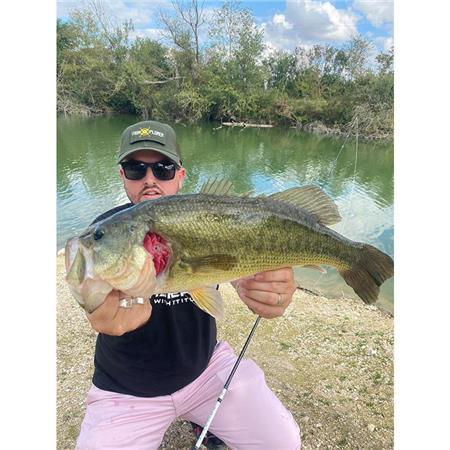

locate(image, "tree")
(159, 0), (206, 80)
(376, 46), (394, 74)
(206, 0), (265, 120)
(209, 0), (245, 60)
(209, 0), (264, 71)
(56, 2), (394, 137)
(56, 1), (134, 114)
(116, 38), (173, 117)
(57, 19), (82, 114)
(84, 0), (133, 63)
(265, 50), (298, 93)
(345, 36), (374, 80)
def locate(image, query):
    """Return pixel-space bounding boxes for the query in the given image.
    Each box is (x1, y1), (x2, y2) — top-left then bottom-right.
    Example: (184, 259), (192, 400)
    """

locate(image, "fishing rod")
(191, 315), (262, 450)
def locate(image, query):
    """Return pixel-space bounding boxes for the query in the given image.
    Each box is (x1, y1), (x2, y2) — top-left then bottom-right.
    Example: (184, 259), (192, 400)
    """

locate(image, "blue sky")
(57, 0), (393, 53)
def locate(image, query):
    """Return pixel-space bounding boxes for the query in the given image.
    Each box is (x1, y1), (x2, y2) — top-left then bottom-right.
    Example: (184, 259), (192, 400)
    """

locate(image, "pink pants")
(76, 341), (301, 450)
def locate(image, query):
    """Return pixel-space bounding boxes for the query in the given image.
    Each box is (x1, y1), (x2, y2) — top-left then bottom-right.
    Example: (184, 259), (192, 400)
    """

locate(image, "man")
(76, 120), (301, 450)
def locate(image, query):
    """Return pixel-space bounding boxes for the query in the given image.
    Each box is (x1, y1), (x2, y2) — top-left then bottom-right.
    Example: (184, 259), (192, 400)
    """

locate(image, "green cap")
(117, 120), (182, 165)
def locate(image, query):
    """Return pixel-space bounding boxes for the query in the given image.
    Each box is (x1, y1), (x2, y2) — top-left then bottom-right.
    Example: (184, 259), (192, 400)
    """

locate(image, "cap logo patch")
(132, 128), (165, 138)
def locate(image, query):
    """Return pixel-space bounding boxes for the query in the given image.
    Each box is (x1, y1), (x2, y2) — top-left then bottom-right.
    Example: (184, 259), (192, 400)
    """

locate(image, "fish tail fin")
(339, 244), (394, 304)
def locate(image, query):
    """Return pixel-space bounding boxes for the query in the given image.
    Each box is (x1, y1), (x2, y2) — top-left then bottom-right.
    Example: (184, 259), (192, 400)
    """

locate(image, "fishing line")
(340, 116), (359, 234)
(310, 116), (359, 292)
(191, 315), (262, 450)
(320, 131), (351, 188)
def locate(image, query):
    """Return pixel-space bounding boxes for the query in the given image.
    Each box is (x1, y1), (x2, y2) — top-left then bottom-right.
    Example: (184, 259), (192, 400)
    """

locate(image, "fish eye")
(93, 227), (105, 241)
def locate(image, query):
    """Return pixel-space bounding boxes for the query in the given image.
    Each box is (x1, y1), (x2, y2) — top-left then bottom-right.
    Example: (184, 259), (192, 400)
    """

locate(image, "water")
(57, 114), (394, 312)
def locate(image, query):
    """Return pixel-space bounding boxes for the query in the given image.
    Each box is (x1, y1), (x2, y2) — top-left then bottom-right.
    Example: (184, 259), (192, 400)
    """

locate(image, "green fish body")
(65, 184), (394, 317)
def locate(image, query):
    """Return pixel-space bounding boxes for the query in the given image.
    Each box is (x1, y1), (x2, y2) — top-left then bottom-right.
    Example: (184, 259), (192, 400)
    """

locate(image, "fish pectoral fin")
(180, 254), (238, 273)
(303, 264), (327, 274)
(269, 185), (341, 226)
(190, 286), (225, 320)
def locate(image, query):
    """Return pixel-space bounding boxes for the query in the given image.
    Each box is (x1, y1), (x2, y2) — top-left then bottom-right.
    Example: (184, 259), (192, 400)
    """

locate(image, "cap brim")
(117, 142), (181, 165)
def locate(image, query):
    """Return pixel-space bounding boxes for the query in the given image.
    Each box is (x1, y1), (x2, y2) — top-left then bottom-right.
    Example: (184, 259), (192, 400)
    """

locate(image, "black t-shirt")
(90, 203), (217, 397)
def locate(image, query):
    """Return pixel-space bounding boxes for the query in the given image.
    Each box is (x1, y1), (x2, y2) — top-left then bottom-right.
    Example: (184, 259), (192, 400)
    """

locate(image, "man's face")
(119, 150), (186, 204)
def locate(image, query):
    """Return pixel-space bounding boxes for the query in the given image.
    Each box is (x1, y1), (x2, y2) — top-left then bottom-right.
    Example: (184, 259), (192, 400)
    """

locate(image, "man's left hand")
(233, 267), (297, 319)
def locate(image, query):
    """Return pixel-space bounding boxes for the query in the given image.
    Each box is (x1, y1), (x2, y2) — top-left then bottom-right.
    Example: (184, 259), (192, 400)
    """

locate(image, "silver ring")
(277, 293), (283, 306)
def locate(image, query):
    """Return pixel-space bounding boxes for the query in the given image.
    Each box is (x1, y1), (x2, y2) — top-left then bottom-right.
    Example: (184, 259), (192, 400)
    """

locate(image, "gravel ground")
(57, 254), (393, 450)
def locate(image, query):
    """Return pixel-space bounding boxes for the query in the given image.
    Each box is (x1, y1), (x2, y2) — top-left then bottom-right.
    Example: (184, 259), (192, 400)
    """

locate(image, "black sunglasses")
(120, 159), (180, 181)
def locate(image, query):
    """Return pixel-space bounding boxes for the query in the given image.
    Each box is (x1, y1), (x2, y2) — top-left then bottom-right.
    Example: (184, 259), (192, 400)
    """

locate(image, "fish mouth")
(65, 237), (114, 312)
(64, 234), (161, 313)
(65, 237), (80, 272)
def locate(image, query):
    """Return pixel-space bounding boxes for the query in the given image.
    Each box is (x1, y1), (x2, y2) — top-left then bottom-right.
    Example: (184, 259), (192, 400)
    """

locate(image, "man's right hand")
(86, 290), (152, 336)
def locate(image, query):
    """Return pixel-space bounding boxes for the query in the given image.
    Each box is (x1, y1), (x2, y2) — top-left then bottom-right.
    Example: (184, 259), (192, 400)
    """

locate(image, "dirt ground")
(57, 254), (393, 449)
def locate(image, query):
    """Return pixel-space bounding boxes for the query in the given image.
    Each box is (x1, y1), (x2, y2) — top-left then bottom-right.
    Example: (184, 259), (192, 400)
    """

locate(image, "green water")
(57, 114), (394, 311)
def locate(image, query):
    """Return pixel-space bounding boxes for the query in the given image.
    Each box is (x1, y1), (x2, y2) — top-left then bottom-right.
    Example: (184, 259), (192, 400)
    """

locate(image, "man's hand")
(233, 267), (297, 319)
(86, 290), (152, 336)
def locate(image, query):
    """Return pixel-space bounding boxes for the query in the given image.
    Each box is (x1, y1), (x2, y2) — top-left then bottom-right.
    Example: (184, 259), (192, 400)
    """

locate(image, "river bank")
(58, 109), (393, 141)
(57, 254), (393, 449)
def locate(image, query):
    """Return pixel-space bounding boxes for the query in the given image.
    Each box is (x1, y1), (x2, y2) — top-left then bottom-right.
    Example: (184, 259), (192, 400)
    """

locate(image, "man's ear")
(178, 167), (186, 189)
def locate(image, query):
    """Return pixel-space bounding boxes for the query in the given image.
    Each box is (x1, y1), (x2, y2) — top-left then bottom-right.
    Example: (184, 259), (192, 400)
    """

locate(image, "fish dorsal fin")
(199, 177), (254, 197)
(269, 185), (341, 226)
(190, 286), (224, 320)
(199, 178), (235, 196)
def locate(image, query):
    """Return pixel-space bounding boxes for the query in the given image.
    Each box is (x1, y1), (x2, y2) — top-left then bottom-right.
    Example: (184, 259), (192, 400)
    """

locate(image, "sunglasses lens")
(121, 160), (178, 181)
(152, 162), (177, 180)
(122, 162), (147, 180)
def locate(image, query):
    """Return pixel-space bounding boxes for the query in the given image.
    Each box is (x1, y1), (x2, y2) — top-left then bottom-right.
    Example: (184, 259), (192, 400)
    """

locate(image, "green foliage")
(56, 1), (394, 138)
(265, 51), (298, 93)
(172, 88), (211, 122)
(112, 38), (173, 115)
(376, 46), (394, 74)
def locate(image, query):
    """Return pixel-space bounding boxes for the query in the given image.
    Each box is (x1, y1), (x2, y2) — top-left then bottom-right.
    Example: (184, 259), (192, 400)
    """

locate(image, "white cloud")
(373, 35), (394, 52)
(264, 0), (359, 50)
(272, 14), (294, 30)
(353, 0), (394, 27)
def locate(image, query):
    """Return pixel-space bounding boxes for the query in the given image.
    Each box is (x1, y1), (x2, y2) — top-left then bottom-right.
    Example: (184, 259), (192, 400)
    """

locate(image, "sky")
(57, 0), (394, 53)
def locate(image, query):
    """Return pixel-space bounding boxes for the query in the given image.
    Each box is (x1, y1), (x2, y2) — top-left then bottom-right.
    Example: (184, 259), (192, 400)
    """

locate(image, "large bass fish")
(65, 180), (394, 319)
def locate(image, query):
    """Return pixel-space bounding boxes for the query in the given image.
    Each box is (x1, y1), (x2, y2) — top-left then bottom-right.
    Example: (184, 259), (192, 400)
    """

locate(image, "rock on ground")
(57, 255), (393, 449)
